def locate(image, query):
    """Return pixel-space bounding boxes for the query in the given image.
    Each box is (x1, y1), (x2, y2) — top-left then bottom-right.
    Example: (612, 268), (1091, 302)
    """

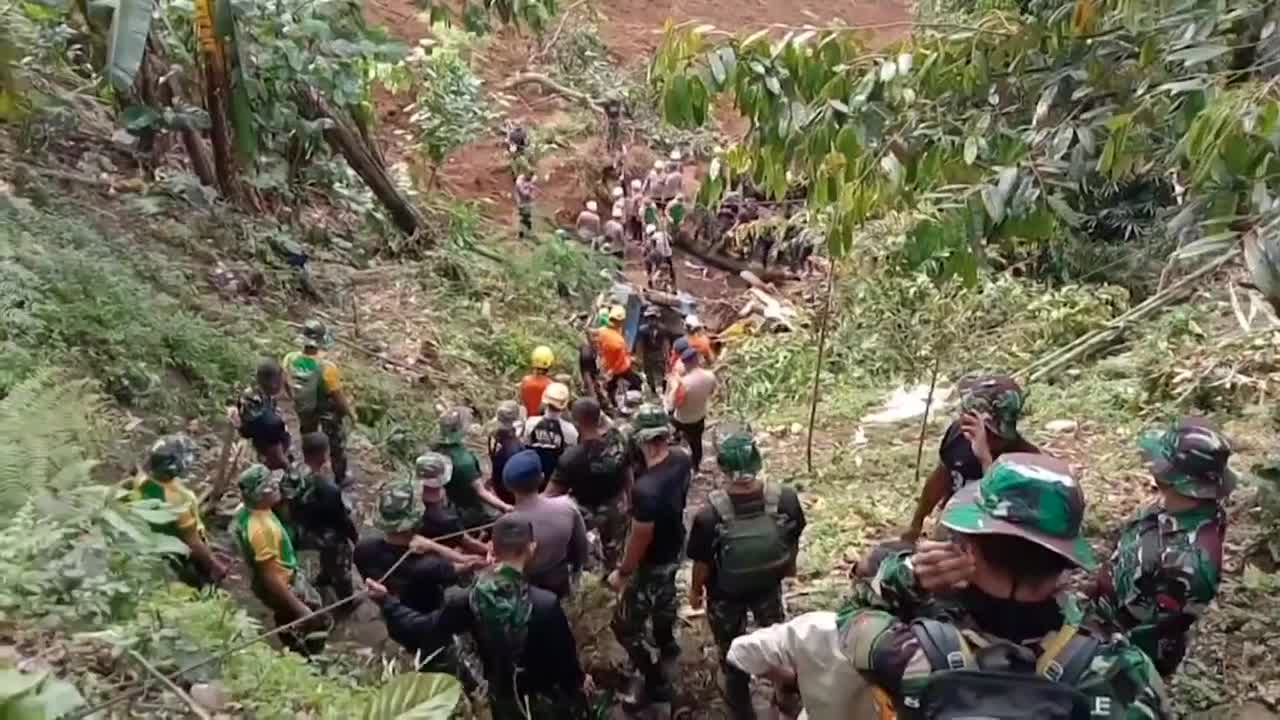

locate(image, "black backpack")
(900, 619), (1100, 720)
(528, 416), (567, 476)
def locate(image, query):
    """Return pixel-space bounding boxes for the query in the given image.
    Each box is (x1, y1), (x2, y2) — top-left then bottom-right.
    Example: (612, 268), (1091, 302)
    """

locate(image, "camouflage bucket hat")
(958, 374), (1025, 440)
(1138, 417), (1236, 500)
(298, 319), (335, 349)
(376, 481), (423, 533)
(238, 464), (280, 505)
(438, 407), (471, 444)
(495, 401), (522, 430)
(415, 451), (453, 489)
(148, 434), (195, 480)
(715, 424), (762, 476)
(941, 452), (1096, 571)
(632, 403), (672, 442)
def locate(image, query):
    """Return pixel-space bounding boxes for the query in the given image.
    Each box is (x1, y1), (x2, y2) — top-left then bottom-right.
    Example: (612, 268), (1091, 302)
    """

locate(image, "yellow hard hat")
(608, 305), (626, 323)
(542, 382), (571, 411)
(531, 345), (554, 370)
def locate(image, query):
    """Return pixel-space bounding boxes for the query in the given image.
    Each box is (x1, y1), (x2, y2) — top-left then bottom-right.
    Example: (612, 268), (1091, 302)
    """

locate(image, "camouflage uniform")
(708, 592), (785, 718)
(281, 462), (356, 604)
(1090, 418), (1235, 677)
(956, 374), (1026, 441)
(612, 561), (681, 677)
(581, 498), (629, 571)
(284, 320), (349, 485)
(841, 454), (1171, 719)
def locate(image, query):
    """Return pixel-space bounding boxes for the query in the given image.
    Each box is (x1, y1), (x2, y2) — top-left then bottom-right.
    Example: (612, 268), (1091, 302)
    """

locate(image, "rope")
(68, 521), (499, 719)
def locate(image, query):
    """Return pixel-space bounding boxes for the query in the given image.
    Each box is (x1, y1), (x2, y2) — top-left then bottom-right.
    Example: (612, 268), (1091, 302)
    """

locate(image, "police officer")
(686, 426), (805, 720)
(1088, 417), (1235, 677)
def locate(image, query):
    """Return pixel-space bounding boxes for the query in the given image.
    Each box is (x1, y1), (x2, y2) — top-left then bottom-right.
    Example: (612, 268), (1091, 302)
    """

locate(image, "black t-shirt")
(419, 500), (467, 547)
(686, 484), (806, 599)
(638, 320), (669, 362)
(578, 341), (598, 376)
(287, 469), (357, 542)
(631, 448), (692, 565)
(354, 535), (458, 615)
(238, 390), (290, 454)
(489, 431), (524, 505)
(555, 429), (628, 507)
(938, 420), (1040, 494)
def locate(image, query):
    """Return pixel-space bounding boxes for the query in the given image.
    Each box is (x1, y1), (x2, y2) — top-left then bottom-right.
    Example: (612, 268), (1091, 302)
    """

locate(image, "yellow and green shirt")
(234, 507), (298, 592)
(131, 475), (205, 540)
(282, 351), (343, 419)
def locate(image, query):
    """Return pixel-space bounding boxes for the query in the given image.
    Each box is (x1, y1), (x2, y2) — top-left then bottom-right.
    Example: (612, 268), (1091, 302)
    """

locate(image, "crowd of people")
(129, 309), (1236, 720)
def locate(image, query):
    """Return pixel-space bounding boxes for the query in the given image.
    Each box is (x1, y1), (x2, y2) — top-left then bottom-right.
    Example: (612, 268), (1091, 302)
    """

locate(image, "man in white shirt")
(665, 346), (715, 471)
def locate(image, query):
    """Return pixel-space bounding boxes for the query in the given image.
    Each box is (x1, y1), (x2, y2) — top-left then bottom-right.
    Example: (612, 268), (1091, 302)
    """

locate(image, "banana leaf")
(105, 0), (153, 92)
(215, 0), (257, 163)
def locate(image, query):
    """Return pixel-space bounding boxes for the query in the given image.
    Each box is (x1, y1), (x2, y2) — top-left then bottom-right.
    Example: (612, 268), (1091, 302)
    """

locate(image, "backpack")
(528, 416), (567, 476)
(896, 618), (1100, 720)
(709, 484), (793, 597)
(285, 354), (334, 419)
(237, 391), (284, 441)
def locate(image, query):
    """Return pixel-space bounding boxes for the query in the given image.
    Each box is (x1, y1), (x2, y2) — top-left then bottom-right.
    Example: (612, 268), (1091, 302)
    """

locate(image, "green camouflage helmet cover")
(941, 452), (1096, 570)
(147, 434), (195, 480)
(415, 451), (453, 489)
(1138, 417), (1236, 500)
(632, 403), (672, 442)
(715, 422), (762, 476)
(238, 464), (280, 505)
(437, 407), (471, 444)
(298, 319), (335, 349)
(376, 480), (423, 533)
(958, 374), (1025, 440)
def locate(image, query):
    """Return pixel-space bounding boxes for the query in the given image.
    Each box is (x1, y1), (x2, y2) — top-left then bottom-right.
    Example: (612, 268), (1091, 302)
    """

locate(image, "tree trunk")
(203, 72), (237, 199)
(148, 41), (217, 189)
(672, 232), (794, 284)
(295, 87), (426, 238)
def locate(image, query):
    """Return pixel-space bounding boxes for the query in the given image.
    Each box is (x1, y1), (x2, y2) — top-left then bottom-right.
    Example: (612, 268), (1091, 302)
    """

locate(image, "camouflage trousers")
(611, 562), (680, 682)
(299, 414), (348, 486)
(581, 497), (628, 572)
(489, 684), (590, 720)
(261, 572), (330, 656)
(708, 589), (785, 720)
(296, 526), (355, 604)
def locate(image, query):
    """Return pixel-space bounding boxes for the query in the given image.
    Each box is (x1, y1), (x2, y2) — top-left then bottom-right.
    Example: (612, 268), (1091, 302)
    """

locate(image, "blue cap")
(502, 449), (544, 492)
(673, 336), (690, 355)
(680, 345), (700, 363)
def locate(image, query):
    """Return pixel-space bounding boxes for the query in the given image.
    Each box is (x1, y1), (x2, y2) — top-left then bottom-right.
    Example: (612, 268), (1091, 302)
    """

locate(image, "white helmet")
(586, 200), (598, 212)
(645, 224), (657, 236)
(630, 179), (642, 190)
(653, 160), (665, 171)
(685, 314), (703, 330)
(669, 149), (682, 161)
(612, 207), (623, 219)
(612, 187), (624, 199)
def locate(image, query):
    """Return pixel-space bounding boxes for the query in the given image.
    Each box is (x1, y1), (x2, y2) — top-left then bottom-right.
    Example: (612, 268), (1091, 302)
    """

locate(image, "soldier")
(842, 453), (1170, 719)
(548, 397), (631, 571)
(283, 319), (355, 487)
(602, 94), (624, 158)
(279, 432), (358, 608)
(434, 407), (514, 529)
(232, 359), (291, 470)
(687, 426), (805, 720)
(415, 452), (493, 561)
(488, 401), (526, 507)
(131, 435), (227, 586)
(903, 374), (1040, 541)
(514, 174), (537, 240)
(1087, 417), (1235, 677)
(608, 404), (692, 707)
(234, 464), (329, 655)
(637, 305), (672, 397)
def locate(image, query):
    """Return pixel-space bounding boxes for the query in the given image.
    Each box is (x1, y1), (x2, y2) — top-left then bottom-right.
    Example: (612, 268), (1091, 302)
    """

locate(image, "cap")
(586, 200), (598, 212)
(630, 179), (642, 190)
(415, 452), (453, 489)
(502, 449), (544, 493)
(495, 400), (522, 430)
(653, 160), (665, 171)
(612, 207), (624, 219)
(669, 149), (682, 161)
(940, 453), (1096, 570)
(376, 481), (422, 533)
(238, 464), (280, 505)
(299, 319), (335, 349)
(147, 434), (194, 480)
(716, 423), (762, 475)
(1138, 417), (1236, 500)
(632, 404), (672, 442)
(438, 407), (470, 444)
(680, 345), (700, 363)
(612, 187), (624, 198)
(958, 375), (1025, 440)
(542, 382), (570, 411)
(645, 224), (657, 236)
(492, 513), (534, 546)
(684, 314), (703, 330)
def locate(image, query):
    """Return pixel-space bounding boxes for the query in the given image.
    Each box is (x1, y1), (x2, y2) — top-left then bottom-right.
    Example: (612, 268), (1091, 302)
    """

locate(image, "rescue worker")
(687, 426), (805, 720)
(841, 453), (1170, 719)
(663, 158), (683, 208)
(132, 435), (227, 586)
(548, 397), (631, 570)
(903, 374), (1040, 541)
(683, 314), (715, 364)
(646, 224), (676, 290)
(278, 432), (358, 608)
(604, 207), (626, 253)
(488, 400), (525, 506)
(1087, 417), (1235, 677)
(667, 345), (716, 472)
(579, 318), (607, 407)
(595, 305), (644, 406)
(234, 464), (329, 655)
(233, 359), (291, 470)
(608, 405), (692, 707)
(576, 200), (601, 243)
(283, 319), (355, 487)
(520, 346), (555, 419)
(665, 192), (687, 243)
(503, 449), (588, 597)
(367, 514), (593, 719)
(603, 94), (624, 158)
(637, 305), (672, 397)
(415, 452), (493, 560)
(644, 160), (664, 200)
(524, 382), (579, 480)
(515, 174), (537, 240)
(354, 480), (482, 673)
(434, 407), (513, 529)
(626, 179), (645, 244)
(641, 196), (660, 234)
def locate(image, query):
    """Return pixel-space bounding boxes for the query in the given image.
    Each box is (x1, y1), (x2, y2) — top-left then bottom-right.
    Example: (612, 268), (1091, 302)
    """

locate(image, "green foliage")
(0, 210), (252, 415)
(396, 30), (495, 168)
(418, 0), (558, 35)
(0, 667), (84, 719)
(651, 0), (1280, 283)
(360, 673), (461, 720)
(104, 0), (153, 92)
